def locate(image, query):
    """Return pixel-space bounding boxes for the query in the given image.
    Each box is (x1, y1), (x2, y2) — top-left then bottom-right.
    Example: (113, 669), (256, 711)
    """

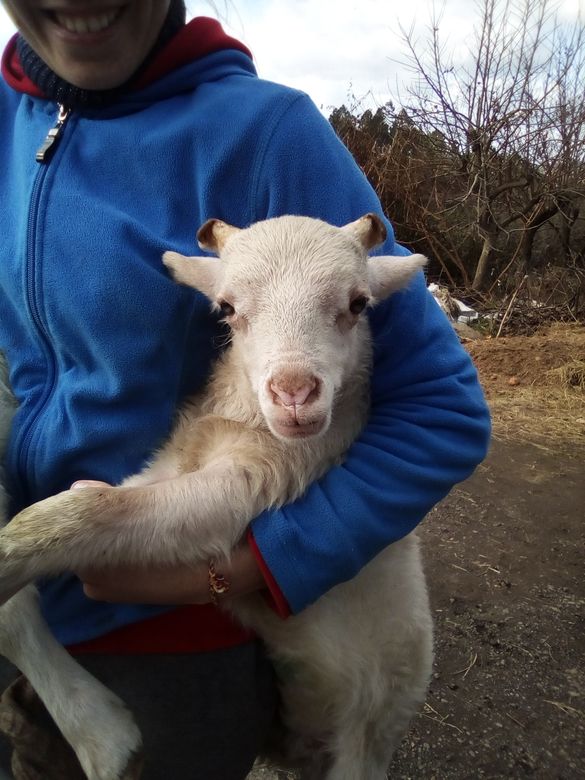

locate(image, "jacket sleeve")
(248, 92), (491, 614)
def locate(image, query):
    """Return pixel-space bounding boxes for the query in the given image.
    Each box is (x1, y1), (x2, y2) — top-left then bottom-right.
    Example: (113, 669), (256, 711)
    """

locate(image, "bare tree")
(396, 0), (585, 291)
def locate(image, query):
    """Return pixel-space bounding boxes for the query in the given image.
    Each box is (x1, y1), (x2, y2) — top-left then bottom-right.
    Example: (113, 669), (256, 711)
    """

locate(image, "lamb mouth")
(271, 418), (326, 440)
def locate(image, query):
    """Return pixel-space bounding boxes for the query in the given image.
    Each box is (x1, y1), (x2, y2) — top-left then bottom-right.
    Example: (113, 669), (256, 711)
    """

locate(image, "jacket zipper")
(15, 105), (71, 498)
(36, 104), (71, 163)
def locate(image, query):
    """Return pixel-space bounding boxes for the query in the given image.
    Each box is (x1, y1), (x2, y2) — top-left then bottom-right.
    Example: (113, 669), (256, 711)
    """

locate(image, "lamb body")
(0, 214), (431, 779)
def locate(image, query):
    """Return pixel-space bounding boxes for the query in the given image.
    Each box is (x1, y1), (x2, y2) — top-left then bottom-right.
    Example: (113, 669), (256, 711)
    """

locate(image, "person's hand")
(71, 480), (265, 604)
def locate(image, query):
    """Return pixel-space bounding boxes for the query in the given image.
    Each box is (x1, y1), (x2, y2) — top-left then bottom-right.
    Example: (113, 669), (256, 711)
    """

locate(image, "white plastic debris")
(428, 283), (478, 322)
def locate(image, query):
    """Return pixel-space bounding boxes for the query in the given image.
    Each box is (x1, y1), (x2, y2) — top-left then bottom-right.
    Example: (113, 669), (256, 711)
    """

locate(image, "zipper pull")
(36, 105), (70, 164)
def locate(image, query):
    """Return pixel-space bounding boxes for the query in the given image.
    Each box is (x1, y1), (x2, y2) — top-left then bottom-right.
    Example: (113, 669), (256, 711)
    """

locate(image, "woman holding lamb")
(0, 0), (490, 777)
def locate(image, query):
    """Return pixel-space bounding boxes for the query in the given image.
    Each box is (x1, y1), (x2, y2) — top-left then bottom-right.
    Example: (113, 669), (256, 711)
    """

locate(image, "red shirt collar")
(1, 16), (252, 99)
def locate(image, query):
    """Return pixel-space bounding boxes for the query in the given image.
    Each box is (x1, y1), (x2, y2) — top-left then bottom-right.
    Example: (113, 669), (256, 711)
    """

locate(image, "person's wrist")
(207, 560), (231, 604)
(206, 545), (265, 605)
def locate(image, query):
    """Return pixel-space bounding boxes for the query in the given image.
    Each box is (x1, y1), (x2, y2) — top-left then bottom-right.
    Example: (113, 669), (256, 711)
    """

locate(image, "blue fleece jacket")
(0, 38), (490, 643)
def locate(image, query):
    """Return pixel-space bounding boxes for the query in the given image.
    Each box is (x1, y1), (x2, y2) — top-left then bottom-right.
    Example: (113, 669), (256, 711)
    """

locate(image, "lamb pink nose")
(270, 376), (318, 407)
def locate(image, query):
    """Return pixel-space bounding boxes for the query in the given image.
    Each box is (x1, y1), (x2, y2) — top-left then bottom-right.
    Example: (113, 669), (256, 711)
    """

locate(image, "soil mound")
(465, 324), (585, 445)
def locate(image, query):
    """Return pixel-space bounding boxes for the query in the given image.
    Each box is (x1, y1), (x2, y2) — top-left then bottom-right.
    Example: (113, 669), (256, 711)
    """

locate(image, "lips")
(51, 7), (123, 35)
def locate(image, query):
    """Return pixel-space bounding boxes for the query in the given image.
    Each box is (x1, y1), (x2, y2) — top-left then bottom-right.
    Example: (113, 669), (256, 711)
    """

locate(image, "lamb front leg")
(0, 586), (143, 780)
(0, 464), (262, 602)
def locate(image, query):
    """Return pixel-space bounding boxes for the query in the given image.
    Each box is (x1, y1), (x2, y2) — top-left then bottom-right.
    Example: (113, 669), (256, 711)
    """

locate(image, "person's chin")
(53, 58), (136, 90)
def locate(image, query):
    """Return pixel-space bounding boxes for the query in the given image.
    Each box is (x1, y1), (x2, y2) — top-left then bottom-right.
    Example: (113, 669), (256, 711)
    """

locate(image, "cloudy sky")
(0, 0), (582, 112)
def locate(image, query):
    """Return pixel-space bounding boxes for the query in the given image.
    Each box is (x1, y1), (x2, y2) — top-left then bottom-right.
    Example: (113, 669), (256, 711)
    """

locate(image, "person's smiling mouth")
(45, 5), (127, 36)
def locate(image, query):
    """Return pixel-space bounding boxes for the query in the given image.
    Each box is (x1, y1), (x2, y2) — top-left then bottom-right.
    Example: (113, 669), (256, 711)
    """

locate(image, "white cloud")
(199, 0), (584, 111)
(0, 8), (16, 44)
(207, 0), (516, 111)
(217, 0), (433, 111)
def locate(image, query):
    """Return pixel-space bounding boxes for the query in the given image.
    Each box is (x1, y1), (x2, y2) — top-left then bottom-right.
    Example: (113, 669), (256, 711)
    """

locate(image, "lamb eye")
(349, 295), (369, 315)
(218, 300), (235, 317)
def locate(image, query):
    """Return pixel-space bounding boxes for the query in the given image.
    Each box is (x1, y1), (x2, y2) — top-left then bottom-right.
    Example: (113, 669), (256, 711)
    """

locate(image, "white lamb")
(0, 214), (432, 779)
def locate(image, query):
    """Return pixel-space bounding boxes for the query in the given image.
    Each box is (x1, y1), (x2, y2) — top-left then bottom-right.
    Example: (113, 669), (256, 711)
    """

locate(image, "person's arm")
(77, 542), (263, 605)
(246, 92), (491, 614)
(79, 92), (490, 611)
(73, 480), (264, 605)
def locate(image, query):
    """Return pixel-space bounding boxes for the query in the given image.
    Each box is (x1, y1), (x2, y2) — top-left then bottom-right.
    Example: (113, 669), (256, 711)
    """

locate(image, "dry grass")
(466, 323), (585, 447)
(548, 360), (585, 390)
(488, 386), (585, 448)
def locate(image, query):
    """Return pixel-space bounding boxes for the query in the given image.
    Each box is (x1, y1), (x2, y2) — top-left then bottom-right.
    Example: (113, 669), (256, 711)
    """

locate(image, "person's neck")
(16, 0), (186, 109)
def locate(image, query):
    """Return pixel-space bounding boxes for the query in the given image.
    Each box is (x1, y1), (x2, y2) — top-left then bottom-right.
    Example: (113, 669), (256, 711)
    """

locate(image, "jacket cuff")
(247, 530), (291, 618)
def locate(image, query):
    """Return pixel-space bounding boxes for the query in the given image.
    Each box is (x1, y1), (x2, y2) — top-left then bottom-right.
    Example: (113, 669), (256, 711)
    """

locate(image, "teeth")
(55, 9), (119, 34)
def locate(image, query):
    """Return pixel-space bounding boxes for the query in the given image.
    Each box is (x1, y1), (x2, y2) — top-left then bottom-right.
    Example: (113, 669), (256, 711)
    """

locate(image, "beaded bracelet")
(208, 560), (231, 604)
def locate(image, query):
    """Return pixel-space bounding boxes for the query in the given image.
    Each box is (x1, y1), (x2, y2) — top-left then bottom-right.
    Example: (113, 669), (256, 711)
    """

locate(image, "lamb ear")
(341, 213), (387, 250)
(197, 219), (241, 253)
(162, 252), (221, 299)
(368, 254), (427, 300)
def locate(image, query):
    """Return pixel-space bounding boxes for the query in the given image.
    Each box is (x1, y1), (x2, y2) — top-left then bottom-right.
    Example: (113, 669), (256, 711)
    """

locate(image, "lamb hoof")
(120, 750), (144, 780)
(79, 743), (143, 780)
(72, 697), (143, 780)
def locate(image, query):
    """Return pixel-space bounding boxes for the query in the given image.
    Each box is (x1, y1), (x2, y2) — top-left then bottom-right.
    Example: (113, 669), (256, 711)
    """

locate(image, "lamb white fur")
(0, 214), (432, 779)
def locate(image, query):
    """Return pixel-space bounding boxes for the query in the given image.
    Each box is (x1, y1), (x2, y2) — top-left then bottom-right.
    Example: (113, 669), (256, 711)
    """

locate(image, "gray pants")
(0, 642), (278, 780)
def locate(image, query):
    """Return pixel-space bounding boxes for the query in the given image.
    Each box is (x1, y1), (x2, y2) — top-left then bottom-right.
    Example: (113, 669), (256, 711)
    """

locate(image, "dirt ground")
(250, 324), (585, 780)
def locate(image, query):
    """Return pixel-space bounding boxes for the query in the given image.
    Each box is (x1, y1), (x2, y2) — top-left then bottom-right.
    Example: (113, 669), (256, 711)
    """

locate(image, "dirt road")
(389, 437), (584, 778)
